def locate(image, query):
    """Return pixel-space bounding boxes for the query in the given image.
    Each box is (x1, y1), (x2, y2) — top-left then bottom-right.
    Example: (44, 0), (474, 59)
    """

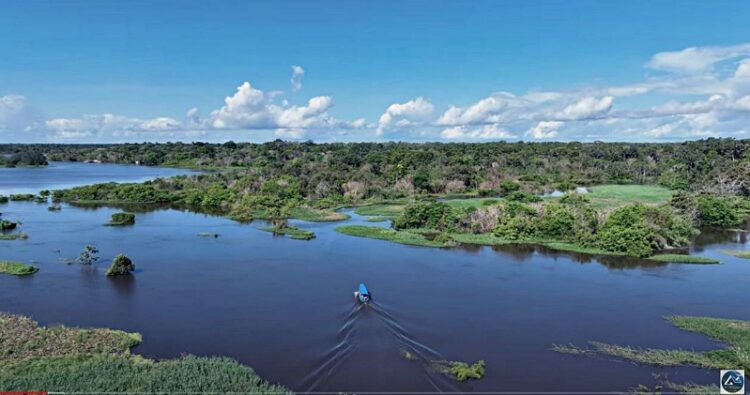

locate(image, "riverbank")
(0, 312), (290, 393)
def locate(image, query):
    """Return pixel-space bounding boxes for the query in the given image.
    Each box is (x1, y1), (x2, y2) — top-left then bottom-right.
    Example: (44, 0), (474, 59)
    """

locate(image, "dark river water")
(1, 163), (749, 393)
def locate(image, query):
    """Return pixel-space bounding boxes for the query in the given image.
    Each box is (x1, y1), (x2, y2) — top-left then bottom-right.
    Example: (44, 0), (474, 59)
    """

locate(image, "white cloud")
(527, 121), (562, 139)
(647, 43), (750, 73)
(290, 65), (305, 92)
(557, 96), (614, 120)
(377, 97), (434, 135)
(440, 124), (514, 140)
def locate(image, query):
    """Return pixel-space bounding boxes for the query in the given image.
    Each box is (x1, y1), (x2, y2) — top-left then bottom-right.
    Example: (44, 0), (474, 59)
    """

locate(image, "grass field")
(648, 254), (720, 264)
(354, 203), (406, 216)
(442, 198), (500, 209)
(287, 207), (349, 222)
(582, 184), (674, 209)
(0, 260), (38, 275)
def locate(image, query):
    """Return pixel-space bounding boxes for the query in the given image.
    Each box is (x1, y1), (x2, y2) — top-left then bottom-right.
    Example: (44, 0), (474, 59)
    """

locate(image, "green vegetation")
(553, 315), (750, 371)
(442, 198), (500, 209)
(430, 360), (486, 382)
(259, 224), (316, 240)
(0, 195), (8, 204)
(107, 212), (135, 226)
(336, 225), (453, 248)
(0, 312), (290, 394)
(648, 254), (720, 264)
(77, 245), (100, 265)
(0, 260), (38, 275)
(47, 204), (62, 211)
(722, 250), (750, 259)
(365, 216), (391, 222)
(287, 207), (349, 222)
(354, 203), (405, 216)
(400, 349), (418, 361)
(0, 219), (17, 230)
(9, 194), (36, 201)
(0, 149), (47, 167)
(106, 254), (135, 276)
(582, 184), (674, 209)
(0, 233), (28, 240)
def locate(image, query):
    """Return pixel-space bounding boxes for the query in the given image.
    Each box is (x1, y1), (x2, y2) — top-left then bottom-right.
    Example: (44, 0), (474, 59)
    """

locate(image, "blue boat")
(354, 283), (371, 303)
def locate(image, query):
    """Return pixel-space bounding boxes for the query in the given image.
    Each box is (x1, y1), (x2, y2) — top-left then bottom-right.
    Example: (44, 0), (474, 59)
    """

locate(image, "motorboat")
(354, 283), (371, 303)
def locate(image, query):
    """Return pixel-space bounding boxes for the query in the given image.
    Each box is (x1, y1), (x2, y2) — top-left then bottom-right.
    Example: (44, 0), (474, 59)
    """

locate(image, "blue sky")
(2, 1), (750, 143)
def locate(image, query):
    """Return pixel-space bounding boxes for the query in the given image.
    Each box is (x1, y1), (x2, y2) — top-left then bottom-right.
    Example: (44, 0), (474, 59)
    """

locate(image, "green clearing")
(0, 260), (38, 275)
(553, 315), (750, 371)
(365, 216), (393, 222)
(259, 225), (315, 240)
(648, 254), (720, 264)
(354, 203), (406, 216)
(0, 312), (290, 394)
(722, 250), (750, 259)
(335, 225), (450, 248)
(583, 184), (674, 209)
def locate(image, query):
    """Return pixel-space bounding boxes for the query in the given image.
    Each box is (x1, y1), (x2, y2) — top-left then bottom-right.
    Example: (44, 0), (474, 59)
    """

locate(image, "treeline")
(0, 147), (47, 167)
(4, 138), (750, 196)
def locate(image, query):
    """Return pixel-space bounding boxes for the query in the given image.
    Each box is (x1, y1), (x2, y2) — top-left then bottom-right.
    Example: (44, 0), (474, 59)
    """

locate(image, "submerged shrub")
(0, 219), (17, 231)
(106, 254), (135, 276)
(108, 212), (135, 226)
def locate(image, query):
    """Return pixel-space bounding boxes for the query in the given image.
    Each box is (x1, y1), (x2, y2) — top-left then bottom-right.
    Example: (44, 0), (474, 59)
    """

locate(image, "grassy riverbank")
(0, 312), (290, 393)
(0, 260), (38, 275)
(335, 225), (451, 247)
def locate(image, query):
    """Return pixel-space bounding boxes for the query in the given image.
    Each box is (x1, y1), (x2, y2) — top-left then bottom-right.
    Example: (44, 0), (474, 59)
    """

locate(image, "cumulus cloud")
(527, 121), (563, 139)
(557, 96), (614, 120)
(377, 97), (434, 135)
(290, 65), (305, 92)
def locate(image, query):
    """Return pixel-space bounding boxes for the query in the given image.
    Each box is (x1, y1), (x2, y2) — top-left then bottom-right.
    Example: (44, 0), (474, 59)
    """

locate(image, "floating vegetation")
(400, 349), (418, 361)
(77, 245), (100, 265)
(0, 233), (28, 240)
(430, 359), (486, 382)
(553, 315), (750, 371)
(722, 250), (750, 259)
(198, 232), (219, 238)
(0, 195), (8, 204)
(0, 260), (38, 276)
(259, 225), (315, 240)
(47, 204), (62, 211)
(107, 212), (135, 226)
(648, 254), (720, 264)
(106, 254), (135, 276)
(365, 216), (392, 222)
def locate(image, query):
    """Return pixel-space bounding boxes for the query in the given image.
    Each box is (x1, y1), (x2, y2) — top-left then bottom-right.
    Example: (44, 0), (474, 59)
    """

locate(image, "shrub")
(0, 220), (17, 231)
(393, 202), (460, 232)
(108, 212), (135, 226)
(696, 195), (741, 227)
(505, 191), (542, 203)
(498, 180), (520, 196)
(106, 254), (135, 276)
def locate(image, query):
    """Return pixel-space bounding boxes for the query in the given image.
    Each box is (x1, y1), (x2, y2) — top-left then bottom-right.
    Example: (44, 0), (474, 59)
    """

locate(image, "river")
(1, 162), (748, 393)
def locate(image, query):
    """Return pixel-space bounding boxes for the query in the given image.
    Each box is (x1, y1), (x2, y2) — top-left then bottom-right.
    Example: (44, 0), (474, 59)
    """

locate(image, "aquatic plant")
(0, 260), (38, 276)
(0, 195), (8, 204)
(47, 204), (62, 211)
(430, 359), (486, 382)
(335, 225), (452, 248)
(9, 194), (35, 201)
(648, 254), (719, 264)
(553, 315), (750, 371)
(0, 233), (28, 240)
(106, 254), (135, 276)
(722, 250), (750, 259)
(259, 224), (315, 240)
(107, 212), (135, 226)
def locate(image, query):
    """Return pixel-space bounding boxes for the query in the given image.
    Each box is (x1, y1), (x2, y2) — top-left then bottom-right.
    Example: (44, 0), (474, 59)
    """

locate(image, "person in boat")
(354, 283), (371, 303)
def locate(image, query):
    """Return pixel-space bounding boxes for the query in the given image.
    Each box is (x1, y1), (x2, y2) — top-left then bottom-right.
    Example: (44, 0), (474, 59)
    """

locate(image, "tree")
(106, 254), (135, 276)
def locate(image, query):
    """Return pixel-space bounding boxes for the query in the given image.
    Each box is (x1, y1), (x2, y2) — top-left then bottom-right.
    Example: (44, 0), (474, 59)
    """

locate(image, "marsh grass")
(648, 254), (720, 264)
(354, 203), (406, 216)
(335, 225), (451, 248)
(0, 233), (28, 240)
(0, 312), (290, 394)
(553, 315), (750, 371)
(287, 207), (349, 222)
(442, 198), (500, 209)
(0, 260), (38, 275)
(584, 185), (674, 209)
(365, 216), (392, 222)
(450, 233), (623, 256)
(722, 250), (750, 259)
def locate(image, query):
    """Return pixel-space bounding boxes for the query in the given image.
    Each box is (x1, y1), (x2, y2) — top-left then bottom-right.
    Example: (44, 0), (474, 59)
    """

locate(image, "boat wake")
(301, 301), (461, 393)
